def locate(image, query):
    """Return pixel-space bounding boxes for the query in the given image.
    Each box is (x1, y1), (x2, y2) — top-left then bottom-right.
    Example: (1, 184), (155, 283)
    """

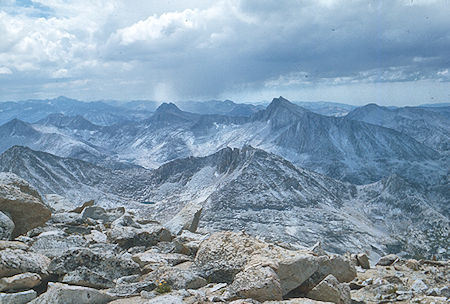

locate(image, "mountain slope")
(37, 113), (102, 131)
(0, 118), (136, 169)
(0, 118), (103, 160)
(215, 97), (443, 185)
(0, 146), (152, 207)
(293, 101), (357, 117)
(346, 103), (450, 152)
(1, 146), (447, 259)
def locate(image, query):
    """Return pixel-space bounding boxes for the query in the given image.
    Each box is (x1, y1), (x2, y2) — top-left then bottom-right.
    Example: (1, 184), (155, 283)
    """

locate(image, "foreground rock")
(29, 230), (87, 258)
(30, 282), (113, 304)
(351, 258), (450, 303)
(0, 173), (51, 237)
(226, 262), (283, 301)
(48, 248), (140, 288)
(0, 211), (14, 240)
(0, 289), (37, 304)
(107, 215), (172, 249)
(375, 254), (399, 266)
(0, 249), (50, 278)
(1, 189), (446, 304)
(0, 272), (41, 292)
(195, 231), (356, 299)
(142, 265), (207, 290)
(306, 274), (351, 304)
(164, 202), (203, 235)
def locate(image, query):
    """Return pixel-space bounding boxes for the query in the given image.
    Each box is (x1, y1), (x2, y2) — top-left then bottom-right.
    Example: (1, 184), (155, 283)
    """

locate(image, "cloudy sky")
(1, 0), (449, 105)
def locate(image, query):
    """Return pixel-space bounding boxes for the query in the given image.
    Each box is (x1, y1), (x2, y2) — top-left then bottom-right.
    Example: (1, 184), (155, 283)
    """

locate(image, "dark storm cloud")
(1, 0), (449, 104)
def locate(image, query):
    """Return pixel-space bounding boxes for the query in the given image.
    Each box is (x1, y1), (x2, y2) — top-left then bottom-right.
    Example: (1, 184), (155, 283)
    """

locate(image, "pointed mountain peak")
(267, 96), (309, 113)
(6, 118), (26, 125)
(1, 118), (34, 131)
(253, 96), (311, 125)
(154, 102), (182, 114)
(270, 96), (292, 106)
(151, 102), (198, 125)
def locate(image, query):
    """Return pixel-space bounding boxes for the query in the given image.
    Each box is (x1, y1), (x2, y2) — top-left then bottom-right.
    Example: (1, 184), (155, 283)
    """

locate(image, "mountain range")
(346, 103), (450, 153)
(0, 96), (448, 260)
(3, 96), (445, 185)
(0, 145), (447, 260)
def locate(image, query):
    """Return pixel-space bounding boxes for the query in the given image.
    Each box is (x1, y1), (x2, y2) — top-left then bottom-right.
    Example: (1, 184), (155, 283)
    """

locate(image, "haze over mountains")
(0, 96), (448, 260)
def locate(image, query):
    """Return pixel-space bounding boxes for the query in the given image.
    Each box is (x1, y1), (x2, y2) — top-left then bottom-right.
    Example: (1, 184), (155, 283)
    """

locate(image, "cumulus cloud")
(0, 0), (449, 105)
(0, 67), (12, 75)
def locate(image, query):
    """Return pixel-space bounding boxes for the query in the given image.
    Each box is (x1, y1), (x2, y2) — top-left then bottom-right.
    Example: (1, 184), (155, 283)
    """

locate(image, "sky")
(0, 0), (450, 106)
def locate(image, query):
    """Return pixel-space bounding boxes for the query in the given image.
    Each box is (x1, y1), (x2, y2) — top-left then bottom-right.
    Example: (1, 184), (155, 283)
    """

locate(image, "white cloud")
(0, 0), (449, 104)
(0, 67), (12, 75)
(116, 9), (200, 45)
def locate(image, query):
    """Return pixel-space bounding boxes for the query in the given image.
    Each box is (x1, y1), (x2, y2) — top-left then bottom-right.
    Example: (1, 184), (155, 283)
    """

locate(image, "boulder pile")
(0, 173), (448, 303)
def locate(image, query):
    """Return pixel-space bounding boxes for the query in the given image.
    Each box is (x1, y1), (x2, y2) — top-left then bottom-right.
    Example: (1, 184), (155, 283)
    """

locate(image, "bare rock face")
(356, 253), (370, 269)
(0, 211), (14, 240)
(294, 255), (356, 295)
(30, 282), (113, 304)
(107, 215), (172, 249)
(227, 263), (283, 301)
(194, 231), (270, 283)
(376, 254), (399, 266)
(194, 231), (355, 297)
(132, 252), (192, 268)
(0, 272), (41, 292)
(29, 230), (87, 258)
(0, 241), (28, 251)
(0, 249), (50, 278)
(306, 274), (351, 304)
(0, 173), (51, 237)
(0, 289), (37, 303)
(143, 265), (207, 290)
(48, 248), (140, 289)
(164, 202), (202, 235)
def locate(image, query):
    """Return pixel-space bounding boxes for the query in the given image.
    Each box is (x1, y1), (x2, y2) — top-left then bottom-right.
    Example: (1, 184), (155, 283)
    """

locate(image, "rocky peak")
(151, 103), (198, 125)
(253, 96), (312, 128)
(154, 102), (182, 114)
(267, 96), (309, 112)
(0, 119), (39, 138)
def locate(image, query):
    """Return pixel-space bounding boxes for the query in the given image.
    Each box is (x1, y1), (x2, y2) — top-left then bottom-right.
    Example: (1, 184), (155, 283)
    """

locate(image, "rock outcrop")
(164, 202), (202, 235)
(0, 272), (41, 292)
(194, 231), (356, 299)
(0, 173), (51, 237)
(30, 282), (113, 304)
(0, 249), (50, 278)
(48, 248), (140, 288)
(0, 211), (14, 240)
